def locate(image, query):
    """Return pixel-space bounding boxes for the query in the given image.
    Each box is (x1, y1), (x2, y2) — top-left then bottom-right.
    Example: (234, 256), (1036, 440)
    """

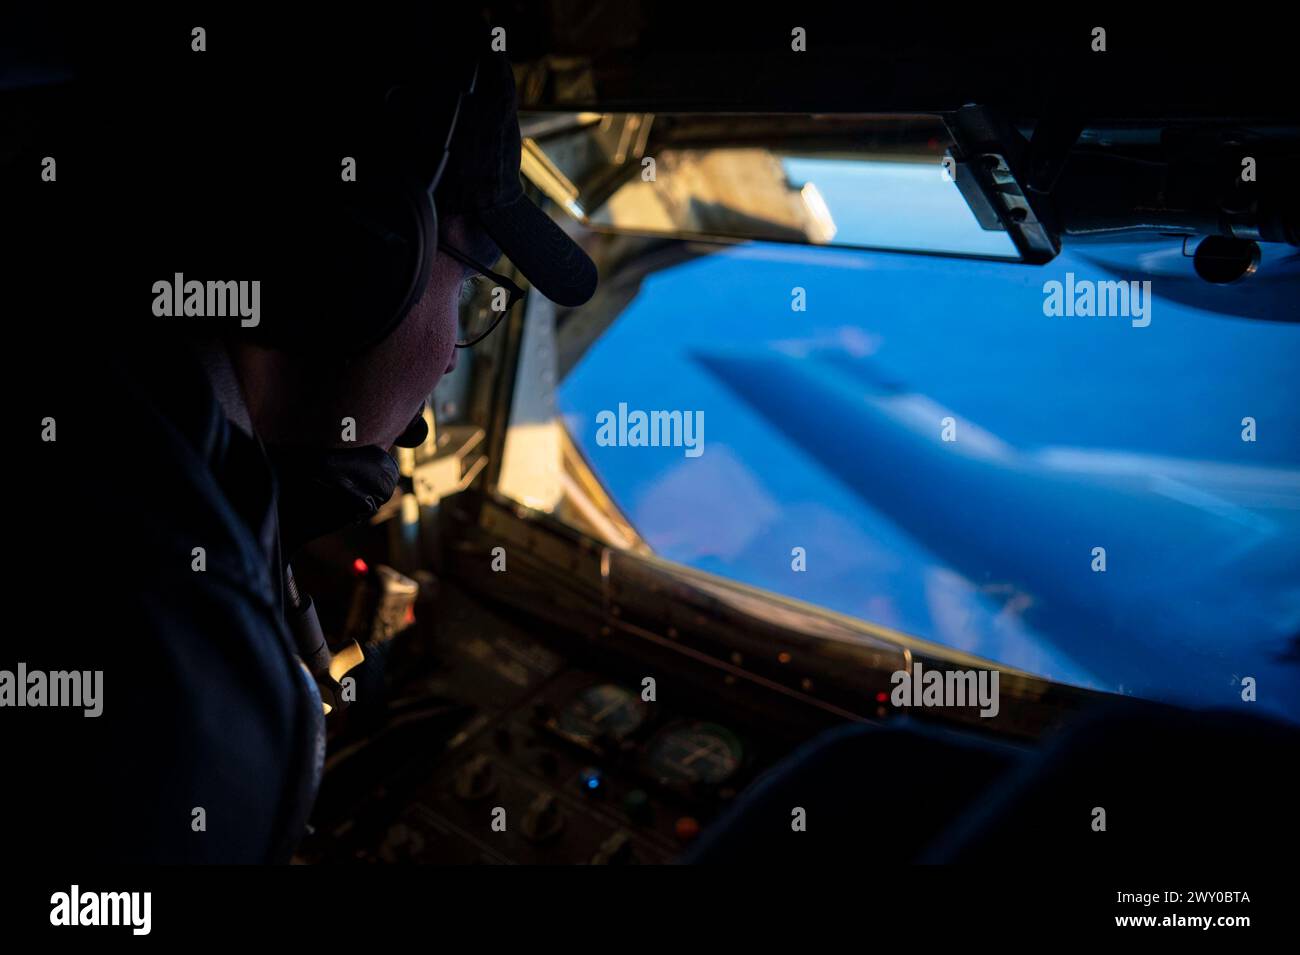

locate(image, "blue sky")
(783, 157), (1019, 258)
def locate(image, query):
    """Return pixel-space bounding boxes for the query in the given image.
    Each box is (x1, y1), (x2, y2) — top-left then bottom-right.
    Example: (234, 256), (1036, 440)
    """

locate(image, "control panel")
(295, 579), (803, 864)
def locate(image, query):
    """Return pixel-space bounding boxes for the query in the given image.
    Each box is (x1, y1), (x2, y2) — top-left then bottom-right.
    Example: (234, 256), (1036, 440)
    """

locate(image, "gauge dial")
(557, 683), (648, 744)
(647, 722), (744, 786)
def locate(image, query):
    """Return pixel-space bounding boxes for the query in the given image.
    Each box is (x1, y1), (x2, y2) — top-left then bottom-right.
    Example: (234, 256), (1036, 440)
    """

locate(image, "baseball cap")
(435, 53), (598, 308)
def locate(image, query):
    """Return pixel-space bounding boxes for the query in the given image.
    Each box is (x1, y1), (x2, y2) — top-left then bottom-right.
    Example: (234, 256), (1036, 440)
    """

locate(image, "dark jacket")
(11, 341), (324, 863)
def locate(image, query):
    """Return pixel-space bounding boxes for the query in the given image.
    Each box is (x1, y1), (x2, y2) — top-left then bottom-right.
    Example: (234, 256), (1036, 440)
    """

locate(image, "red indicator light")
(351, 558), (369, 576)
(674, 817), (701, 843)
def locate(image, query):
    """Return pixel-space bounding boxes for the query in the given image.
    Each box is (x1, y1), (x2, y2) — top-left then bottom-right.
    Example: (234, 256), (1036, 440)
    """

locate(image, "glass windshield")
(522, 112), (1021, 259)
(779, 157), (1018, 258)
(506, 234), (1300, 725)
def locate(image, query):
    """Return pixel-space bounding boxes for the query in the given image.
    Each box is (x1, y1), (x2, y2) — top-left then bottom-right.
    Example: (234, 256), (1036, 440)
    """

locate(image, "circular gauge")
(647, 722), (744, 787)
(557, 683), (648, 744)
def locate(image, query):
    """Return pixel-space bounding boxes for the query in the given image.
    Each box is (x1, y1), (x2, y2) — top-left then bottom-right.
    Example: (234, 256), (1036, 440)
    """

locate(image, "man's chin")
(265, 443), (401, 553)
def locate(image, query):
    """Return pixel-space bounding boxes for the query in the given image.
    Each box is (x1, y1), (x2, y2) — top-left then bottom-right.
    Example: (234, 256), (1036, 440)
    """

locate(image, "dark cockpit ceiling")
(485, 5), (1297, 122)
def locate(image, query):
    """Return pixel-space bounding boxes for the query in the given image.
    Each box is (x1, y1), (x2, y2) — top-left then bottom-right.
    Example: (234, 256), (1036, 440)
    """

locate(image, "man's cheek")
(378, 283), (458, 441)
(333, 267), (459, 448)
(424, 279), (461, 379)
(329, 372), (406, 448)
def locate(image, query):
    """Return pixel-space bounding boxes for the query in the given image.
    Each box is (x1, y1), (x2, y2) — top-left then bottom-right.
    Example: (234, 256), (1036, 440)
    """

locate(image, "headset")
(236, 14), (483, 357)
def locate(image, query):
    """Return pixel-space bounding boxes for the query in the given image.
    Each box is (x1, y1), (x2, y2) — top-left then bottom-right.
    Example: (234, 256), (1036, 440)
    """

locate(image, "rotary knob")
(453, 753), (497, 801)
(521, 791), (565, 843)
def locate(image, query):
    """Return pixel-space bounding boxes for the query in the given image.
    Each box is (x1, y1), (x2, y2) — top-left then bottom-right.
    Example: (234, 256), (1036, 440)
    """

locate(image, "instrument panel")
(547, 681), (748, 793)
(297, 584), (802, 864)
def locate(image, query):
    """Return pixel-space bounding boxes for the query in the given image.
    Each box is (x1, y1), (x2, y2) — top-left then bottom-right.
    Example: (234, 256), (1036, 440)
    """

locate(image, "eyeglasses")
(439, 242), (527, 347)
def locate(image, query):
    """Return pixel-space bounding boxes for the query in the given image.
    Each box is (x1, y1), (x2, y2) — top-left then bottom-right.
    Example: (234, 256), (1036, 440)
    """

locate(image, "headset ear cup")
(247, 177), (436, 355)
(324, 176), (437, 354)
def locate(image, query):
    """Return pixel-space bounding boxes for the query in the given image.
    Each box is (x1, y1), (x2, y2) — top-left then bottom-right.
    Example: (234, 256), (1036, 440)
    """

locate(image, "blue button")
(579, 767), (604, 793)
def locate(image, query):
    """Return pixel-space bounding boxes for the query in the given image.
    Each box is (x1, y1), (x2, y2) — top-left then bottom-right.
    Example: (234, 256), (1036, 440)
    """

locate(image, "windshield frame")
(439, 200), (1117, 740)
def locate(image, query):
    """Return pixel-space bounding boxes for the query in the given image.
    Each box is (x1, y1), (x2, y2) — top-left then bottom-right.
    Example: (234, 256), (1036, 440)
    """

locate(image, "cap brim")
(476, 196), (598, 308)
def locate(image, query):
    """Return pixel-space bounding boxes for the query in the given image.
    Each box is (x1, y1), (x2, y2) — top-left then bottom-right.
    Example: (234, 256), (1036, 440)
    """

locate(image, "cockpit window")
(500, 236), (1300, 725)
(519, 112), (1022, 260)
